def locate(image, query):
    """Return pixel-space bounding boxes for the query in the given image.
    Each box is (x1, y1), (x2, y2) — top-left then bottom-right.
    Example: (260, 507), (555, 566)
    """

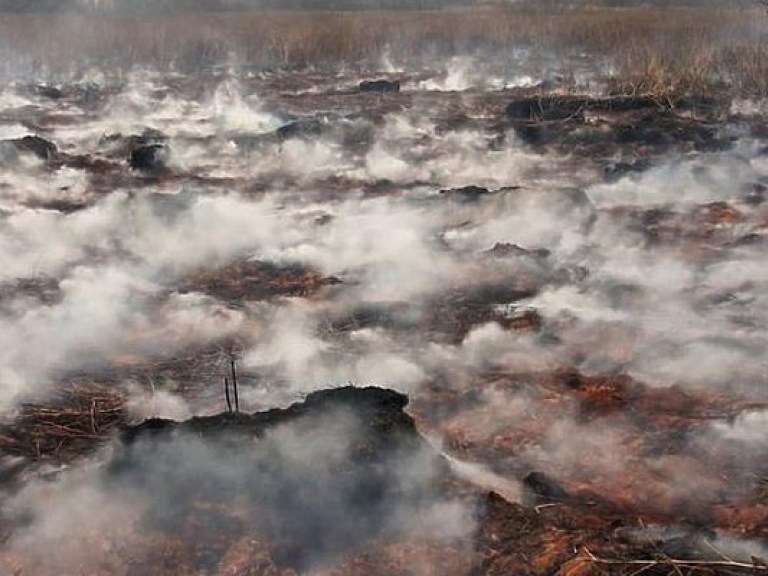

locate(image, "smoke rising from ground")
(5, 400), (474, 574)
(1, 12), (768, 571)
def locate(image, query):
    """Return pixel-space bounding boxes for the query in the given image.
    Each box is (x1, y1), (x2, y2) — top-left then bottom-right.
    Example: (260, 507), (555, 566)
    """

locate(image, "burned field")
(1, 6), (768, 575)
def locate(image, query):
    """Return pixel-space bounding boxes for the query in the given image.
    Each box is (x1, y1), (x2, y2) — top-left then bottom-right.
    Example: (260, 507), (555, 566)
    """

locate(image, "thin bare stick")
(230, 355), (239, 413)
(90, 399), (98, 434)
(703, 539), (737, 564)
(584, 547), (768, 573)
(224, 376), (232, 413)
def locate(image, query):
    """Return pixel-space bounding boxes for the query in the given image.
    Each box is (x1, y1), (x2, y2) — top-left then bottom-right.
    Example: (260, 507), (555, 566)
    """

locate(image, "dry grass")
(0, 7), (766, 96)
(0, 383), (125, 462)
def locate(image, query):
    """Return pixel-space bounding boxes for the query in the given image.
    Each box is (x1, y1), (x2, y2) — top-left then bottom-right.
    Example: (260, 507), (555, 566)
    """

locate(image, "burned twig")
(230, 355), (240, 413)
(0, 383), (125, 462)
(583, 547), (768, 574)
(224, 376), (233, 413)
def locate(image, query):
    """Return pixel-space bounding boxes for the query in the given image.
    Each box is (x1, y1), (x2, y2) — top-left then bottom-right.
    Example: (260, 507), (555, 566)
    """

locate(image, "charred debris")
(1, 58), (768, 574)
(4, 380), (768, 575)
(0, 81), (742, 208)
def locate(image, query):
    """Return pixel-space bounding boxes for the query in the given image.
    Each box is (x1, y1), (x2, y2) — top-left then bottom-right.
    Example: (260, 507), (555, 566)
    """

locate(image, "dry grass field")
(0, 6), (767, 95)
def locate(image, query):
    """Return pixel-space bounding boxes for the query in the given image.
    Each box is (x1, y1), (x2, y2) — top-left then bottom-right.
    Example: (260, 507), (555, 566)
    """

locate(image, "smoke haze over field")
(0, 0), (757, 11)
(5, 395), (476, 573)
(1, 3), (768, 573)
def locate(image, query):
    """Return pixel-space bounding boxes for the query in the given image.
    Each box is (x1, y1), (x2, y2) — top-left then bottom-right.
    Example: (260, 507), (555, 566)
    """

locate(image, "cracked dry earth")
(0, 64), (767, 575)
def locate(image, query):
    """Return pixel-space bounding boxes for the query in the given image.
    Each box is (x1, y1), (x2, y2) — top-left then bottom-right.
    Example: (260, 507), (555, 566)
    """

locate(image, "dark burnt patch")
(24, 199), (88, 213)
(96, 129), (173, 176)
(120, 385), (411, 445)
(506, 95), (587, 122)
(2, 134), (58, 161)
(601, 201), (760, 257)
(424, 285), (538, 343)
(359, 79), (401, 94)
(505, 94), (715, 122)
(484, 242), (551, 260)
(276, 117), (326, 141)
(434, 112), (480, 135)
(604, 157), (653, 182)
(329, 301), (415, 333)
(178, 259), (341, 304)
(107, 386), (455, 572)
(522, 471), (570, 505)
(741, 181), (767, 206)
(23, 81), (112, 109)
(0, 276), (62, 311)
(329, 280), (537, 343)
(499, 93), (732, 160)
(34, 85), (64, 100)
(129, 143), (170, 173)
(440, 185), (492, 201)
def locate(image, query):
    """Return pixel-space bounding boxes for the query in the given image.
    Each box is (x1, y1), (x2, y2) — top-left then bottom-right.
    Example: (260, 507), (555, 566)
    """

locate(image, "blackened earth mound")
(110, 386), (453, 572)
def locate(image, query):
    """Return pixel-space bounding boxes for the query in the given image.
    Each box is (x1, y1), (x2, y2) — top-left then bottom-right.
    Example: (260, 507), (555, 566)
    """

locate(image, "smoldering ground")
(4, 389), (476, 574)
(1, 5), (768, 574)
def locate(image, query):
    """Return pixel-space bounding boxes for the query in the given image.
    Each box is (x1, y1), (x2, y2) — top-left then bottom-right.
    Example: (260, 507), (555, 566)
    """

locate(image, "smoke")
(125, 383), (193, 421)
(3, 406), (474, 574)
(1, 12), (768, 571)
(711, 410), (768, 446)
(0, 191), (288, 405)
(4, 461), (147, 574)
(415, 55), (540, 92)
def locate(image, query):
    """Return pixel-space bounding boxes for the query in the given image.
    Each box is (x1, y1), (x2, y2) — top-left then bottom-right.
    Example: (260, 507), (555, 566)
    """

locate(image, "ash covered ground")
(1, 23), (768, 575)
